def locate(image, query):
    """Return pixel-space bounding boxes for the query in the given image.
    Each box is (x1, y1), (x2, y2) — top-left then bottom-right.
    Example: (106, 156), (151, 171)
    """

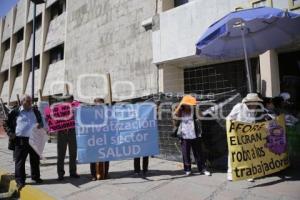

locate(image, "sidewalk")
(0, 136), (300, 200)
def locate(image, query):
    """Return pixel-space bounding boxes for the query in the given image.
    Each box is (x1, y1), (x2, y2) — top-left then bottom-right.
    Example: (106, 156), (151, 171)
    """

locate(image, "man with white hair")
(6, 94), (44, 191)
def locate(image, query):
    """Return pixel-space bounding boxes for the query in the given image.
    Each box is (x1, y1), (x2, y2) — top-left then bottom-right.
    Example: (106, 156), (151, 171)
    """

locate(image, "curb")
(0, 169), (55, 200)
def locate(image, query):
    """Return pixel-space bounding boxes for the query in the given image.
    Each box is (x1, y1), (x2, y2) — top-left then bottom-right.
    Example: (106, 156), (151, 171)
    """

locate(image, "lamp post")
(30, 0), (45, 100)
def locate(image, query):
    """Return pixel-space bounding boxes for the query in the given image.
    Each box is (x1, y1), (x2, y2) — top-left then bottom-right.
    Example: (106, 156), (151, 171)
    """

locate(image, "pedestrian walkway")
(0, 137), (300, 200)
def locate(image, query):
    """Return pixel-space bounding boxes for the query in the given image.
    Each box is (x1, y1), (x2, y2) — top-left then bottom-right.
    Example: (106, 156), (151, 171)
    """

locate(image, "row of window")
(0, 0), (65, 76)
(0, 44), (64, 88)
(0, 0), (65, 50)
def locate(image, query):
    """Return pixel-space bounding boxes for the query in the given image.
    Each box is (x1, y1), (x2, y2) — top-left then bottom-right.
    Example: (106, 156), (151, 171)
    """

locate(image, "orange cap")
(174, 95), (197, 114)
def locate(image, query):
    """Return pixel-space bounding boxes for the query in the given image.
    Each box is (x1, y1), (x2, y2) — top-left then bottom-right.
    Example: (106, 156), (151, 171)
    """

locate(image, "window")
(16, 29), (24, 43)
(50, 45), (64, 64)
(34, 15), (42, 30)
(29, 56), (40, 71)
(3, 71), (8, 81)
(15, 65), (22, 77)
(3, 39), (10, 51)
(50, 0), (66, 20)
(174, 0), (188, 7)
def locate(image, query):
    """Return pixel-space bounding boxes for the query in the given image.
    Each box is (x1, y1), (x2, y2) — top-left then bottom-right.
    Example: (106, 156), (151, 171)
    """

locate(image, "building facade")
(1, 0), (300, 105)
(0, 0), (161, 104)
(1, 0), (300, 165)
(153, 0), (300, 102)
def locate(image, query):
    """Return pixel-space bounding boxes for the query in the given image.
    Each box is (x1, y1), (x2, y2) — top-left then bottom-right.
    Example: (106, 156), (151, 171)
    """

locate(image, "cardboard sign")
(29, 127), (48, 157)
(75, 103), (159, 163)
(44, 101), (80, 132)
(226, 115), (289, 181)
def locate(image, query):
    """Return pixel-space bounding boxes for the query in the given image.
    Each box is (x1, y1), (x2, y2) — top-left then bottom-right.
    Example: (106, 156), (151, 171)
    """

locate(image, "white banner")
(29, 127), (48, 158)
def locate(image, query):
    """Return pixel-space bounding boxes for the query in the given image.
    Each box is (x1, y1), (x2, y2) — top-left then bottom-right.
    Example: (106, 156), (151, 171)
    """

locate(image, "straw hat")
(174, 95), (197, 114)
(242, 93), (263, 103)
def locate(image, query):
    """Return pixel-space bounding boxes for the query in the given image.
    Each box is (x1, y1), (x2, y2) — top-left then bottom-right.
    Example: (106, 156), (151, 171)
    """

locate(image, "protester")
(173, 95), (211, 176)
(90, 98), (109, 180)
(226, 93), (265, 182)
(6, 95), (43, 191)
(3, 104), (16, 160)
(133, 157), (149, 176)
(263, 97), (278, 120)
(57, 95), (80, 181)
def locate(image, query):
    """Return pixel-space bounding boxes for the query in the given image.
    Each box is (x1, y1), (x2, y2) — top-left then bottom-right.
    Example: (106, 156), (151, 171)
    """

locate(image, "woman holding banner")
(90, 98), (110, 180)
(226, 93), (265, 182)
(173, 95), (211, 176)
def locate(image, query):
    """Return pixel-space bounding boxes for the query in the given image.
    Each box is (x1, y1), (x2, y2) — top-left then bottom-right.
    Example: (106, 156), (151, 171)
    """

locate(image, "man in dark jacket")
(6, 95), (44, 191)
(56, 96), (80, 181)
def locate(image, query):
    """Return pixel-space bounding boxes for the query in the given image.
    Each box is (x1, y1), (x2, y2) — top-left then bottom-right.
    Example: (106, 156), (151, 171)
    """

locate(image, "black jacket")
(172, 110), (202, 138)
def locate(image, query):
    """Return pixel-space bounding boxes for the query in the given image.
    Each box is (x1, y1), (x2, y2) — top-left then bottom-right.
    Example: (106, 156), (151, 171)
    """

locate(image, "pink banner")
(44, 101), (80, 133)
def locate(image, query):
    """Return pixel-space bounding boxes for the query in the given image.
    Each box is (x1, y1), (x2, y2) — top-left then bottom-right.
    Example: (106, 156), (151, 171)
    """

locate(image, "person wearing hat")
(226, 93), (265, 182)
(173, 95), (211, 176)
(227, 93), (264, 123)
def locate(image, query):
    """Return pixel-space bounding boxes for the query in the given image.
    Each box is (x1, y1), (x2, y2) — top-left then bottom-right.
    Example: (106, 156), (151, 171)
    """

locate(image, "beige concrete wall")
(259, 50), (280, 97)
(1, 50), (10, 72)
(158, 64), (184, 93)
(44, 13), (66, 51)
(12, 41), (24, 66)
(10, 69), (23, 102)
(14, 0), (27, 33)
(46, 0), (59, 8)
(0, 81), (9, 102)
(25, 69), (40, 97)
(65, 0), (158, 102)
(2, 9), (14, 42)
(27, 2), (44, 22)
(42, 60), (65, 96)
(153, 0), (300, 65)
(25, 27), (42, 60)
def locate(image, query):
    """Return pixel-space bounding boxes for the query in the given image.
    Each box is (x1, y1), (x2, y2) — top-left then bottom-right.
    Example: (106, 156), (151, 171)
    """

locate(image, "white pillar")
(259, 50), (280, 97)
(158, 64), (184, 93)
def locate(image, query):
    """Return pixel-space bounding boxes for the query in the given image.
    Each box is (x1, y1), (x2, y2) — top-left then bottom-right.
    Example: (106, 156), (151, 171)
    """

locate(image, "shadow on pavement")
(28, 168), (198, 187)
(248, 167), (300, 188)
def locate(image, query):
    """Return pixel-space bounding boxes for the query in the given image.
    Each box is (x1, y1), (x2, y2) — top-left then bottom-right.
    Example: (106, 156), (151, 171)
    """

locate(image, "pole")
(241, 26), (253, 93)
(31, 3), (37, 101)
(16, 94), (21, 106)
(38, 89), (42, 102)
(106, 73), (112, 105)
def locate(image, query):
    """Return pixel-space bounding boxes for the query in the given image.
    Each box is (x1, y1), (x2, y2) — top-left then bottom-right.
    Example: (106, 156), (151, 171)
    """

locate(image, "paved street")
(0, 136), (300, 200)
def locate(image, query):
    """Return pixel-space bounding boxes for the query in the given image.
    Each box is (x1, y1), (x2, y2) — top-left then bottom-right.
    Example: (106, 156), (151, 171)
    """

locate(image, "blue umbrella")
(196, 7), (300, 92)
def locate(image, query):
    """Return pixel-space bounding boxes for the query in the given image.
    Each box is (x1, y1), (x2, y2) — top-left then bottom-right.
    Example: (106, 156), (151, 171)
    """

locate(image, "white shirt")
(181, 114), (196, 139)
(16, 106), (37, 137)
(226, 103), (256, 123)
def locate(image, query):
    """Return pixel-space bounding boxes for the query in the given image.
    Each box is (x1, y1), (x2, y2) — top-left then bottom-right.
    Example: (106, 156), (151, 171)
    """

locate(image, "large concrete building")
(0, 0), (159, 104)
(1, 0), (300, 105)
(1, 0), (300, 165)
